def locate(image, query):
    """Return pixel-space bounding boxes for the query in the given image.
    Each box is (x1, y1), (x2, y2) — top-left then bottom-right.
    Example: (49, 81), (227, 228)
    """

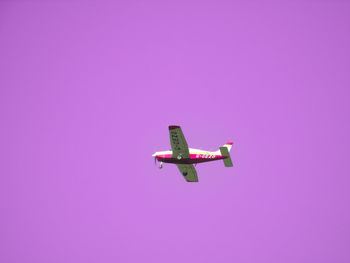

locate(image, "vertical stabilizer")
(223, 142), (233, 152)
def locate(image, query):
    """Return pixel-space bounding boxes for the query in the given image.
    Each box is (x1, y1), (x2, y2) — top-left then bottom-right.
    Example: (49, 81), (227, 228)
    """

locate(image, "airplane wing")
(169, 125), (190, 159)
(176, 164), (198, 182)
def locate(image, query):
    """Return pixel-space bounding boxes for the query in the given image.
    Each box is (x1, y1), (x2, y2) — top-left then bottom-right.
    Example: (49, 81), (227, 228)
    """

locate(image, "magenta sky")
(1, 1), (350, 262)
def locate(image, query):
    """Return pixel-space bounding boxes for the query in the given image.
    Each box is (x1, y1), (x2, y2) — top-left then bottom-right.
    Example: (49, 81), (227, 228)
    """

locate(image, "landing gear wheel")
(159, 162), (163, 169)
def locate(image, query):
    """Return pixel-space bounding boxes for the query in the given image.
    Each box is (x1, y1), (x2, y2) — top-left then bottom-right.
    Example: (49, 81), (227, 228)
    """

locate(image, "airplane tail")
(219, 142), (233, 167)
(222, 142), (233, 152)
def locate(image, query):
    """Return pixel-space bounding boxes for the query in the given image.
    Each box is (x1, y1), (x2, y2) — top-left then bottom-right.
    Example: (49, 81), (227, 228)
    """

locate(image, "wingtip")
(169, 125), (180, 130)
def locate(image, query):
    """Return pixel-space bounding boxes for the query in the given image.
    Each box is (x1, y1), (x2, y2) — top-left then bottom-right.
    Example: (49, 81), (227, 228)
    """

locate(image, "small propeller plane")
(152, 125), (233, 182)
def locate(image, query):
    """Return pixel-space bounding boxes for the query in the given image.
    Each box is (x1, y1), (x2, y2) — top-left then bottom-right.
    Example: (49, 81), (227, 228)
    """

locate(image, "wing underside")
(169, 126), (198, 182)
(169, 125), (190, 159)
(176, 164), (198, 182)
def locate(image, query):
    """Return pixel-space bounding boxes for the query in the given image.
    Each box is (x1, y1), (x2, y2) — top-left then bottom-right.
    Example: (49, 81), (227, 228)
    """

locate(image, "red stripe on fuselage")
(156, 153), (227, 164)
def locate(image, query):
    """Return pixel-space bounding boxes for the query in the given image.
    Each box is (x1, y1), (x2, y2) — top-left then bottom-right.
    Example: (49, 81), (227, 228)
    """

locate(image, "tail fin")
(219, 142), (233, 167)
(223, 142), (233, 152)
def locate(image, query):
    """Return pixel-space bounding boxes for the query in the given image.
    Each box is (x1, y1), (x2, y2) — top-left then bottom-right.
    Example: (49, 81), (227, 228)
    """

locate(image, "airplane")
(152, 125), (233, 182)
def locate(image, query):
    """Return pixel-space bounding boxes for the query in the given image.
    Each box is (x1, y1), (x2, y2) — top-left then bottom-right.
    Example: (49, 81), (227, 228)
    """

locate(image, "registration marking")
(196, 154), (216, 159)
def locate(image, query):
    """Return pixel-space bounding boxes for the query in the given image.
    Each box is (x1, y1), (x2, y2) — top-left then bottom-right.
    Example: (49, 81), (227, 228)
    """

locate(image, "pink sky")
(1, 1), (350, 262)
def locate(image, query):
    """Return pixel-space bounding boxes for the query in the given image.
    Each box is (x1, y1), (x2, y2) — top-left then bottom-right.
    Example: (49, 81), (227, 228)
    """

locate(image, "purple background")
(1, 1), (350, 262)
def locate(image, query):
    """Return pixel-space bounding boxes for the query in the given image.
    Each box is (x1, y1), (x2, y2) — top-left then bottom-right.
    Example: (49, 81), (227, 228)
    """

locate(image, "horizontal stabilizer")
(220, 146), (233, 167)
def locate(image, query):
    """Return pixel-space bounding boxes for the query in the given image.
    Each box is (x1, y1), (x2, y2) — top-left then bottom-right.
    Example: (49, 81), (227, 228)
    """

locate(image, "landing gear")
(159, 162), (163, 169)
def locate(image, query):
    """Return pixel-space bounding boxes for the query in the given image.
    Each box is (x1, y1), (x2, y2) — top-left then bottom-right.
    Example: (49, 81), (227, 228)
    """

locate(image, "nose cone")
(152, 153), (157, 157)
